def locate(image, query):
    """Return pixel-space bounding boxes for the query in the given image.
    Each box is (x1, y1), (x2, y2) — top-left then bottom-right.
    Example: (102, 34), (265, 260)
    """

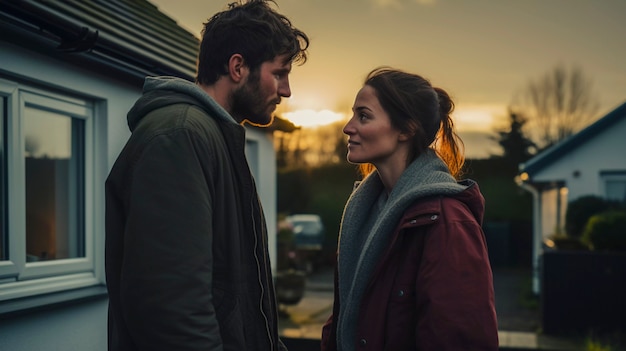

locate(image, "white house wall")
(529, 117), (626, 202)
(0, 298), (108, 351)
(245, 128), (278, 272)
(540, 188), (559, 238)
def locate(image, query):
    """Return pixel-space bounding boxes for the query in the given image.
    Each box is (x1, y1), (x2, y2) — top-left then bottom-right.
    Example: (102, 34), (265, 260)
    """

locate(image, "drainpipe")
(516, 176), (542, 295)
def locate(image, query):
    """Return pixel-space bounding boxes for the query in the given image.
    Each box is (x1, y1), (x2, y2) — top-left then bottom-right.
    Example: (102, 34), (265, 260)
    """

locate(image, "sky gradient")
(149, 0), (626, 158)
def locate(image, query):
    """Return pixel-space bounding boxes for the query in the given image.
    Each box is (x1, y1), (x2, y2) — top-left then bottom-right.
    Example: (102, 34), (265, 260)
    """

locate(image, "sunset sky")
(149, 0), (626, 158)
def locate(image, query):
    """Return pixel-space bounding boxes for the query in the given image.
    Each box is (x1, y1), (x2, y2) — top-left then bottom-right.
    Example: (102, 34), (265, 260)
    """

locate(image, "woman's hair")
(196, 0), (309, 85)
(359, 67), (465, 178)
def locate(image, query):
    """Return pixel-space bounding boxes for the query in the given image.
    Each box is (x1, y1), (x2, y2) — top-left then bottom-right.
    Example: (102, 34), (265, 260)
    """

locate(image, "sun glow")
(282, 109), (346, 128)
(454, 104), (507, 132)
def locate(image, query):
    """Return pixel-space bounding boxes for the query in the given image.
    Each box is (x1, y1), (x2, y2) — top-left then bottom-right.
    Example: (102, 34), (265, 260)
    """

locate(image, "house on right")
(517, 101), (626, 335)
(516, 101), (626, 294)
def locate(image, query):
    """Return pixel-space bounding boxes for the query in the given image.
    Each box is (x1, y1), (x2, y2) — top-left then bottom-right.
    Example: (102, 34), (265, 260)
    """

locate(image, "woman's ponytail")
(433, 87), (465, 178)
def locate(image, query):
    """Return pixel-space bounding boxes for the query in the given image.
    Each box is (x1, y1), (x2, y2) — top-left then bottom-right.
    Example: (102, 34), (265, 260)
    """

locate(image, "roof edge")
(0, 0), (197, 81)
(520, 101), (626, 176)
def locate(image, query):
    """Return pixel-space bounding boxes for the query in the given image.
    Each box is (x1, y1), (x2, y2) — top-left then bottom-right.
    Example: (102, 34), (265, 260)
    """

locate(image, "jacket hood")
(449, 178), (485, 225)
(127, 76), (237, 131)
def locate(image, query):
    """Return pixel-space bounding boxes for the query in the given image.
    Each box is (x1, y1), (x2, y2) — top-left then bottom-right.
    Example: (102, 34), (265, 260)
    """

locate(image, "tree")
(271, 116), (307, 170)
(491, 110), (537, 171)
(512, 63), (600, 149)
(274, 120), (347, 170)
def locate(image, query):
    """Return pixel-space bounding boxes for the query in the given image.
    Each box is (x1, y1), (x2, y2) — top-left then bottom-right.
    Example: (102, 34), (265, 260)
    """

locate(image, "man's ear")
(228, 54), (248, 83)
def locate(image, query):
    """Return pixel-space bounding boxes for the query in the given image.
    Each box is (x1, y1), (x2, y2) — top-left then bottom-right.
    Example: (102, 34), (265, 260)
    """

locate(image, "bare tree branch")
(513, 63), (600, 149)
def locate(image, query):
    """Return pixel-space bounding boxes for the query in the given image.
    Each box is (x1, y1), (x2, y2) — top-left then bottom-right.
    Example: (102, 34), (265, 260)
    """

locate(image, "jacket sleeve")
(414, 199), (499, 351)
(321, 311), (336, 351)
(120, 129), (221, 350)
(321, 261), (339, 351)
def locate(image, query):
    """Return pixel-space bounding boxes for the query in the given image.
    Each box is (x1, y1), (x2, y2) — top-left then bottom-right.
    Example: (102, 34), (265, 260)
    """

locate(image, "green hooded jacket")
(105, 76), (284, 351)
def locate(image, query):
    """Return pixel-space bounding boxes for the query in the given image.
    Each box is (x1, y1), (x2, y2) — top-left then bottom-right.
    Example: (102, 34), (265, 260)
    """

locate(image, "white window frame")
(0, 78), (100, 302)
(600, 170), (626, 203)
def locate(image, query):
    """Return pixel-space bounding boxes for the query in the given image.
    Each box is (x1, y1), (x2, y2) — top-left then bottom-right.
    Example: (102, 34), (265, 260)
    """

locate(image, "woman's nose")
(343, 120), (354, 135)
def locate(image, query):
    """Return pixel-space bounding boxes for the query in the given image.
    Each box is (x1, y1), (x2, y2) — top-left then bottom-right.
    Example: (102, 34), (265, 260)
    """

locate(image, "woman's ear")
(398, 131), (414, 142)
(228, 54), (248, 83)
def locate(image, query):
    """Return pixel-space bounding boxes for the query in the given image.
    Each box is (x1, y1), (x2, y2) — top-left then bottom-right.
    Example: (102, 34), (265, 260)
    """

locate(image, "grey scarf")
(336, 150), (468, 351)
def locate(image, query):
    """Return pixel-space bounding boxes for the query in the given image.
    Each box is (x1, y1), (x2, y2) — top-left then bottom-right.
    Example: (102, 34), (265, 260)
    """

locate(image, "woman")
(321, 67), (499, 351)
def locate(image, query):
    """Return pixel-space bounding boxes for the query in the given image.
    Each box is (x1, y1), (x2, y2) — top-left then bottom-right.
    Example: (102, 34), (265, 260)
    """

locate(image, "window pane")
(24, 107), (84, 262)
(0, 97), (5, 261)
(606, 180), (626, 203)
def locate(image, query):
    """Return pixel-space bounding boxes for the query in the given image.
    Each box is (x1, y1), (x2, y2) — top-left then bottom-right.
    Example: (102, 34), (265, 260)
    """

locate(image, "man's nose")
(279, 79), (291, 98)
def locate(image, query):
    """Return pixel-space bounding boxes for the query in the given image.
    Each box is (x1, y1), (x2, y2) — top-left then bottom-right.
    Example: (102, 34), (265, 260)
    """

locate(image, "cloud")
(372, 0), (400, 8)
(372, 0), (436, 8)
(454, 104), (508, 133)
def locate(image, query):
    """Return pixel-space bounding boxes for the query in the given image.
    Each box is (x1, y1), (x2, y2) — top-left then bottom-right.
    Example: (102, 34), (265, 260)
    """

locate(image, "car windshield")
(292, 221), (322, 235)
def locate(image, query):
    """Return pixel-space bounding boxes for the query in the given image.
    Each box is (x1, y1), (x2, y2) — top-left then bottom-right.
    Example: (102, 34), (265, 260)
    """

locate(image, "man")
(105, 1), (309, 350)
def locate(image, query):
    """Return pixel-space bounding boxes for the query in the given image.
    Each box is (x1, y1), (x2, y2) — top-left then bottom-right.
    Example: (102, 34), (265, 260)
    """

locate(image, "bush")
(565, 195), (621, 239)
(550, 233), (590, 251)
(582, 211), (626, 252)
(586, 331), (625, 351)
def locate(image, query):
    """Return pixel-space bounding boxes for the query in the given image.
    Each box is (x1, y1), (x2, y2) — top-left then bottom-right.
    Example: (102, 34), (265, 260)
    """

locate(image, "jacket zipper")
(251, 196), (274, 350)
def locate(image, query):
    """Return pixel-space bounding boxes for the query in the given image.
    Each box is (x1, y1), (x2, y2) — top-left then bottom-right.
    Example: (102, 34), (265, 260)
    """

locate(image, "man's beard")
(231, 71), (275, 126)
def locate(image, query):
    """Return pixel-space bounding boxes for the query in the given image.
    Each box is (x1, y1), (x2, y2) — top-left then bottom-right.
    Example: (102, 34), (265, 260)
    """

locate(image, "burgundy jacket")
(321, 184), (499, 351)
